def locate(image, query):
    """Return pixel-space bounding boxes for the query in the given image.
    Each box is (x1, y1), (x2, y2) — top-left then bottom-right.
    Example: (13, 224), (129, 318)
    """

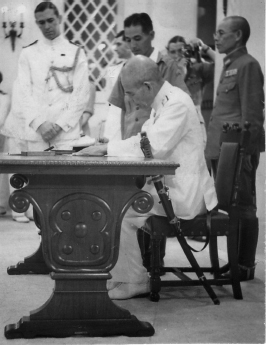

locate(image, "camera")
(184, 44), (201, 63)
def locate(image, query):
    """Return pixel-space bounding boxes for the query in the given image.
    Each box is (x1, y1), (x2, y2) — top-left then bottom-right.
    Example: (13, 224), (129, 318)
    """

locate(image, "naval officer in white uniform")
(1, 1), (90, 222)
(76, 56), (218, 300)
(2, 1), (90, 151)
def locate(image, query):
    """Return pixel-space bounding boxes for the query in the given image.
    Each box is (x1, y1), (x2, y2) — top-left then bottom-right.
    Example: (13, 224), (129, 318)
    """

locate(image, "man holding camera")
(166, 35), (215, 147)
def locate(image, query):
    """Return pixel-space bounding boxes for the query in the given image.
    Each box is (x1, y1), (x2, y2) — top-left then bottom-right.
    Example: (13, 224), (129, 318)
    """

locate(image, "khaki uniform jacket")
(205, 47), (264, 159)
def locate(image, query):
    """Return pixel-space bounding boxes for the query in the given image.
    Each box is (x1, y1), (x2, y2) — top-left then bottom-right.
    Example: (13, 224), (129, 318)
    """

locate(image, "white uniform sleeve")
(55, 48), (90, 131)
(85, 82), (96, 115)
(107, 132), (143, 157)
(107, 95), (190, 158)
(103, 104), (122, 141)
(146, 99), (190, 159)
(0, 94), (11, 128)
(13, 50), (48, 130)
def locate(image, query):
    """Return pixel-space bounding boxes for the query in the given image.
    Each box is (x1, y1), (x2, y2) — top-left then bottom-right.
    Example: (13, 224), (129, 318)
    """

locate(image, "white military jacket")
(0, 92), (10, 128)
(2, 35), (90, 142)
(108, 81), (218, 220)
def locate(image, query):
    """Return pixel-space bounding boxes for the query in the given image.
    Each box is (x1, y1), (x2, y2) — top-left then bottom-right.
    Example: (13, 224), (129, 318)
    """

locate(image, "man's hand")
(74, 144), (108, 156)
(37, 121), (61, 142)
(52, 123), (62, 134)
(189, 38), (204, 49)
(96, 137), (109, 144)
(80, 111), (92, 128)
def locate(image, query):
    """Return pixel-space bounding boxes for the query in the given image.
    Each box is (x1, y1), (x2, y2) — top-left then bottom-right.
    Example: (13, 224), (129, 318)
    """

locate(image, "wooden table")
(0, 154), (177, 339)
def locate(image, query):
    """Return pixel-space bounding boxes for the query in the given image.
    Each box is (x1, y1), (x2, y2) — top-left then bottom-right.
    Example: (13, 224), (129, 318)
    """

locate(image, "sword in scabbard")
(140, 131), (220, 305)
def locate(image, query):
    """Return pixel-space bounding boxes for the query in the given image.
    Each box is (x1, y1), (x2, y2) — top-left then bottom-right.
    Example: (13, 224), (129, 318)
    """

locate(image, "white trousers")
(110, 206), (165, 284)
(110, 194), (207, 284)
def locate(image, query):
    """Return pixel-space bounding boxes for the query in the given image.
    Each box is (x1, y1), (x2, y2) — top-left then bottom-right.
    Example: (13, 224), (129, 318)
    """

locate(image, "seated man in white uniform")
(76, 56), (218, 300)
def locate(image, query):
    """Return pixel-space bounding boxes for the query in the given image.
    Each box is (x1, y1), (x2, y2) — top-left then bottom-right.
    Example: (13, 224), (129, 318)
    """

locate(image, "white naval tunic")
(108, 81), (217, 220)
(2, 35), (90, 146)
(108, 81), (217, 284)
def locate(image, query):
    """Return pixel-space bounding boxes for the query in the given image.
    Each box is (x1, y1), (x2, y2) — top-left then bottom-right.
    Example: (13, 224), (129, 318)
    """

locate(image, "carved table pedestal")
(0, 154), (177, 338)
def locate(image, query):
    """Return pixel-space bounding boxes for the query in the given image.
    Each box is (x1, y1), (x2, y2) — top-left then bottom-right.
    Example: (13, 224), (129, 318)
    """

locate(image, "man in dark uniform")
(205, 16), (264, 281)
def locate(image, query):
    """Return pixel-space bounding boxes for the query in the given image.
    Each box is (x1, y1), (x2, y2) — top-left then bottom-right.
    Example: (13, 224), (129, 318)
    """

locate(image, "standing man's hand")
(37, 121), (61, 142)
(189, 38), (204, 49)
(189, 37), (215, 61)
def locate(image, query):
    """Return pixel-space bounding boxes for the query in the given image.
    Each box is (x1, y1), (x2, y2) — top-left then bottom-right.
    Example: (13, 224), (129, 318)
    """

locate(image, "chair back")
(215, 122), (251, 212)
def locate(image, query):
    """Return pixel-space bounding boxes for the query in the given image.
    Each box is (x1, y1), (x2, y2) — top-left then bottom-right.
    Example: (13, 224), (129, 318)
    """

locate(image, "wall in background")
(120, 0), (197, 53)
(0, 0), (264, 131)
(0, 0), (64, 93)
(214, 0), (265, 98)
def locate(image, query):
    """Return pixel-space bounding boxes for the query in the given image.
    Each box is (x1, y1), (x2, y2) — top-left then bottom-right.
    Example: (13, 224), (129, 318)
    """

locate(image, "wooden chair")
(139, 122), (251, 302)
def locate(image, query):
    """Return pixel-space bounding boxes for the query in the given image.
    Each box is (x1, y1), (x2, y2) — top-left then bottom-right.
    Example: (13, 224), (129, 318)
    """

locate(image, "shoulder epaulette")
(69, 40), (83, 48)
(69, 41), (85, 51)
(23, 40), (38, 49)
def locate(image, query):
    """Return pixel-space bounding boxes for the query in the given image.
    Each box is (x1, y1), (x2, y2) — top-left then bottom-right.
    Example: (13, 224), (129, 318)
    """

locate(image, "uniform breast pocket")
(219, 81), (236, 94)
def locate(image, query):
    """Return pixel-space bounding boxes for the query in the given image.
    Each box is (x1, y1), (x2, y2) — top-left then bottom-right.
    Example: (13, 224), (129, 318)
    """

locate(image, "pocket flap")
(221, 81), (236, 93)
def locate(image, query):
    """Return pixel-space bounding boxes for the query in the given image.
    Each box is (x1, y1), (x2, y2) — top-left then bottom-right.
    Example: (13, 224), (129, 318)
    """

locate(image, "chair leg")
(137, 229), (166, 272)
(238, 218), (259, 269)
(227, 233), (243, 300)
(209, 236), (220, 279)
(149, 237), (162, 302)
(137, 229), (151, 269)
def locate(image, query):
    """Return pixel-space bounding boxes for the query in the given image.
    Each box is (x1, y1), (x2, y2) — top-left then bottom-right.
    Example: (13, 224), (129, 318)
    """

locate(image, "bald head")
(122, 55), (162, 87)
(121, 55), (164, 110)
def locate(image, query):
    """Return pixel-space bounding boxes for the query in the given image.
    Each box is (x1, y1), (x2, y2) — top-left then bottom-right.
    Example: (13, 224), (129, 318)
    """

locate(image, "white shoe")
(108, 282), (150, 300)
(106, 280), (121, 291)
(13, 216), (30, 223)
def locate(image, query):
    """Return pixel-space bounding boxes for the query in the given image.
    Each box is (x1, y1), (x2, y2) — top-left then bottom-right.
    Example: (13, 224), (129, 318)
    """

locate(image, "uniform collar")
(149, 47), (160, 63)
(41, 34), (65, 46)
(223, 46), (247, 67)
(151, 81), (171, 112)
(114, 59), (126, 65)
